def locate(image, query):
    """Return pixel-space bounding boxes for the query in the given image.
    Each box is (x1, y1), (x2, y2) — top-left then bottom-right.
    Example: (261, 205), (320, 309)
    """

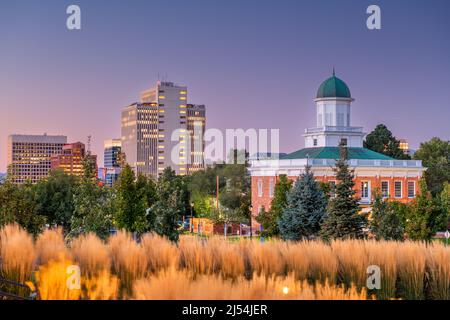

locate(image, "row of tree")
(0, 150), (251, 241)
(364, 124), (450, 196)
(258, 146), (450, 241)
(0, 156), (189, 241)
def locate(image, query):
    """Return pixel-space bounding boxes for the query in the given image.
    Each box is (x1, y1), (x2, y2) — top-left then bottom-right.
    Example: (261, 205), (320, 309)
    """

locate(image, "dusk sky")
(1, 0), (449, 171)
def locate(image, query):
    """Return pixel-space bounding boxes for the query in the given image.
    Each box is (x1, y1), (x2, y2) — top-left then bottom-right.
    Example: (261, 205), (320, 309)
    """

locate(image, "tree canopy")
(364, 124), (410, 159)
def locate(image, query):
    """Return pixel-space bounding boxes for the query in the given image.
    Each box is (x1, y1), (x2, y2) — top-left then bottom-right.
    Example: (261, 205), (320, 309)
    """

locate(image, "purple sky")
(1, 0), (450, 171)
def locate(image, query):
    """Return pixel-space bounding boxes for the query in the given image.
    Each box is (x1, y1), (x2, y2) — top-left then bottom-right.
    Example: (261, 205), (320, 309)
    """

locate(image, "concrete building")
(186, 104), (206, 174)
(249, 72), (425, 232)
(121, 81), (205, 179)
(103, 139), (122, 186)
(7, 134), (67, 184)
(51, 142), (97, 177)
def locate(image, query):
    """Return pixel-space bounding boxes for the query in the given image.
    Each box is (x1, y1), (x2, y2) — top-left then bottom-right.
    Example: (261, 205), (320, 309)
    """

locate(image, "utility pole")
(216, 175), (219, 211)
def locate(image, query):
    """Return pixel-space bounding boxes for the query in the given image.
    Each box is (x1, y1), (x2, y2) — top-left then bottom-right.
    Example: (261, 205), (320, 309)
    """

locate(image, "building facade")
(186, 104), (206, 174)
(7, 134), (67, 184)
(249, 72), (425, 231)
(121, 81), (205, 179)
(51, 142), (97, 177)
(103, 139), (122, 187)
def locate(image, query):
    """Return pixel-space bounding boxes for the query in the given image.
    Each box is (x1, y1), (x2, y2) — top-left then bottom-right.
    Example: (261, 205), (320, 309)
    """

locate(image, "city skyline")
(1, 0), (450, 172)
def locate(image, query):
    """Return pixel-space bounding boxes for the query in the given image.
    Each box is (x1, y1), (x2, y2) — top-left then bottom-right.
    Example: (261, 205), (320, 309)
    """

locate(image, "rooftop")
(281, 147), (395, 160)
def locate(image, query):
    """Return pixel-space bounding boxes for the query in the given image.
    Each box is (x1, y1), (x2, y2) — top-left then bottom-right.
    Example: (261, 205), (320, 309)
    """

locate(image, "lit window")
(180, 97), (187, 101)
(159, 95), (166, 99)
(407, 181), (415, 198)
(361, 181), (369, 199)
(180, 91), (187, 95)
(394, 181), (402, 198)
(381, 181), (389, 198)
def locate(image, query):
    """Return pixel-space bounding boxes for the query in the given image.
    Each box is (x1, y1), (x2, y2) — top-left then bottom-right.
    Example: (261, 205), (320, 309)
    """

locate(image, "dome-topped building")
(248, 70), (425, 233)
(304, 70), (362, 148)
(316, 70), (352, 99)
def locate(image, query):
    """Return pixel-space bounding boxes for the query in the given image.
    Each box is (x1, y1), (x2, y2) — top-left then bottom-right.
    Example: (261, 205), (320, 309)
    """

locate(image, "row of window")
(361, 180), (415, 199)
(257, 179), (416, 199)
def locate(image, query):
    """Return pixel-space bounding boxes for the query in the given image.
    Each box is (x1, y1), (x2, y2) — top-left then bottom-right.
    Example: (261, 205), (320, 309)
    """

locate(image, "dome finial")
(332, 66), (335, 77)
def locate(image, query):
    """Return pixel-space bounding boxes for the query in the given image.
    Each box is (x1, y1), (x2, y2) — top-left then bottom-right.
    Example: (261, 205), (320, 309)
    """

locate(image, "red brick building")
(51, 142), (97, 177)
(249, 72), (425, 232)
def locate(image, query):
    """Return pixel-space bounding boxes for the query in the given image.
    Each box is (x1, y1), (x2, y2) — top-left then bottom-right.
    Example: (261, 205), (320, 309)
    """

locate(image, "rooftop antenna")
(87, 135), (92, 155)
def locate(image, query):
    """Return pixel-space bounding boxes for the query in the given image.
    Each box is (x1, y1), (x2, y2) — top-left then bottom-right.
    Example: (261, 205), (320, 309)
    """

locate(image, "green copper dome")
(316, 71), (351, 99)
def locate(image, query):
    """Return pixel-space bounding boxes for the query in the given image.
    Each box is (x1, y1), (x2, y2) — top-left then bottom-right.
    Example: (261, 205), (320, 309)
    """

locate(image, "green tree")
(364, 124), (410, 159)
(278, 166), (327, 240)
(256, 175), (292, 237)
(370, 190), (404, 240)
(152, 168), (188, 241)
(404, 179), (448, 240)
(414, 137), (450, 196)
(320, 145), (367, 240)
(34, 169), (77, 231)
(0, 182), (46, 235)
(187, 166), (220, 217)
(70, 156), (113, 239)
(114, 165), (157, 235)
(216, 150), (251, 235)
(441, 182), (450, 230)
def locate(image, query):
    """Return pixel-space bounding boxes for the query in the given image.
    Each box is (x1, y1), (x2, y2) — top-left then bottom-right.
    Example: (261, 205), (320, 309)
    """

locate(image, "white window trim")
(394, 181), (403, 198)
(269, 179), (274, 198)
(407, 181), (416, 198)
(381, 180), (390, 198)
(361, 181), (370, 200)
(257, 179), (263, 198)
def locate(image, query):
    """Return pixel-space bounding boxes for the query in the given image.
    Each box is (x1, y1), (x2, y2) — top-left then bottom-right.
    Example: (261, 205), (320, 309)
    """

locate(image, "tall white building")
(304, 70), (365, 148)
(121, 81), (205, 179)
(7, 134), (67, 184)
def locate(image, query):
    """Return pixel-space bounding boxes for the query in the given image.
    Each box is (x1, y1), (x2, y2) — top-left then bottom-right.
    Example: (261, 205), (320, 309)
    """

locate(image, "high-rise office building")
(103, 139), (122, 186)
(186, 104), (206, 174)
(51, 142), (97, 177)
(104, 139), (122, 168)
(121, 81), (205, 179)
(121, 102), (159, 177)
(7, 134), (67, 184)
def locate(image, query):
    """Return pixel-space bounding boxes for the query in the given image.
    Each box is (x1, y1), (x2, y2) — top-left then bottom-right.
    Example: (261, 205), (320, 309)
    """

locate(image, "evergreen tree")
(370, 190), (404, 240)
(278, 166), (327, 240)
(256, 175), (293, 237)
(320, 146), (367, 240)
